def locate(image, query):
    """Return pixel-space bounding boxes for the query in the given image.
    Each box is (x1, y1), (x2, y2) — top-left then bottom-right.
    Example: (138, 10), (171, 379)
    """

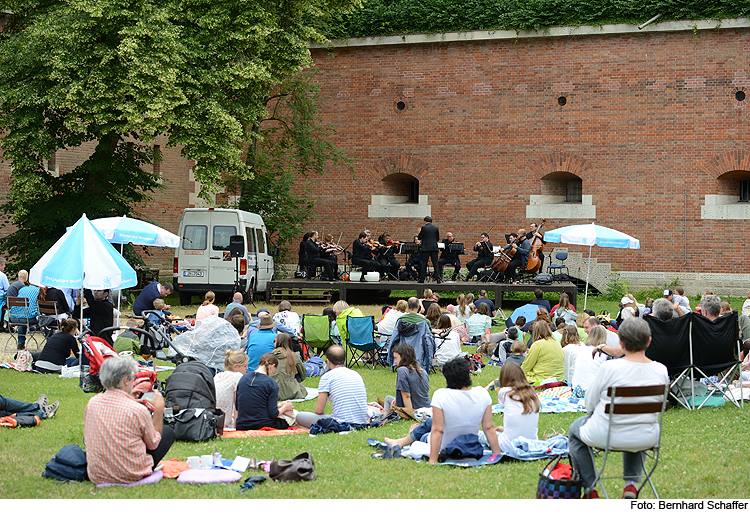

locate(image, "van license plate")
(183, 271), (204, 277)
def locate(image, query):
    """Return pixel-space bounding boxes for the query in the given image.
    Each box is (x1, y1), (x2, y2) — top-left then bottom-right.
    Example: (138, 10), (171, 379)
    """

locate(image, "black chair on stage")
(548, 251), (569, 281)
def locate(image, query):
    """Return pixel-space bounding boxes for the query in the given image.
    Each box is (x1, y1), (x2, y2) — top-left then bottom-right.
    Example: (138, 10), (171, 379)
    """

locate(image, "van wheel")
(179, 292), (192, 306)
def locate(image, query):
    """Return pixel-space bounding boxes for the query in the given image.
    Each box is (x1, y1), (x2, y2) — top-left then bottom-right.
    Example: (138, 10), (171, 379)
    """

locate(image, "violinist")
(464, 233), (493, 282)
(502, 229), (530, 282)
(352, 232), (383, 281)
(321, 233), (343, 264)
(377, 232), (401, 280)
(305, 231), (339, 281)
(438, 231), (461, 281)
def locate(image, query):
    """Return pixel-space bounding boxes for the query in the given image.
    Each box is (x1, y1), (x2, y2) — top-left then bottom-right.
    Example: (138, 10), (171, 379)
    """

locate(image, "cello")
(491, 236), (516, 274)
(525, 219), (547, 273)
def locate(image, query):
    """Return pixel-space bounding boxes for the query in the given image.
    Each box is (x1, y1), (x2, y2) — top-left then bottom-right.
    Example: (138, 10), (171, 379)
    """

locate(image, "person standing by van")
(133, 282), (173, 316)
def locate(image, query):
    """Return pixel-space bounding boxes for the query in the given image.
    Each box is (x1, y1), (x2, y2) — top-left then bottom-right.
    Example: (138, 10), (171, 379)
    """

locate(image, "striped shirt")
(9, 285), (39, 318)
(84, 389), (161, 484)
(318, 366), (369, 424)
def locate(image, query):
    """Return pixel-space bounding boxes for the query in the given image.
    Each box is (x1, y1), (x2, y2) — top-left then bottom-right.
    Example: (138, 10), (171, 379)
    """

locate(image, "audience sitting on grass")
(504, 340), (528, 368)
(113, 319), (143, 356)
(235, 353), (296, 431)
(245, 313), (278, 370)
(583, 315), (620, 348)
(215, 349), (249, 430)
(146, 298), (168, 327)
(195, 291), (219, 321)
(273, 300), (301, 337)
(381, 343), (431, 413)
(434, 314), (464, 365)
(720, 300), (732, 316)
(567, 317), (669, 499)
(521, 320), (565, 385)
(377, 300), (407, 338)
(271, 333), (308, 401)
(455, 293), (472, 324)
(551, 293), (577, 324)
(650, 298), (674, 321)
(552, 317), (567, 342)
(333, 300), (364, 343)
(383, 356), (501, 464)
(425, 303), (443, 331)
(32, 318), (80, 374)
(420, 289), (437, 314)
(466, 302), (492, 343)
(482, 363), (540, 452)
(641, 298), (654, 317)
(84, 355), (173, 485)
(323, 307), (341, 345)
(295, 346), (369, 428)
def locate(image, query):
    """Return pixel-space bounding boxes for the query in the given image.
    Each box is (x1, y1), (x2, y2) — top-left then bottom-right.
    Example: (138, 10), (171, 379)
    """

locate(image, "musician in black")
(502, 229), (531, 282)
(526, 221), (546, 271)
(416, 216), (440, 283)
(305, 231), (338, 281)
(438, 231), (462, 281)
(465, 233), (493, 282)
(352, 232), (383, 281)
(377, 232), (400, 280)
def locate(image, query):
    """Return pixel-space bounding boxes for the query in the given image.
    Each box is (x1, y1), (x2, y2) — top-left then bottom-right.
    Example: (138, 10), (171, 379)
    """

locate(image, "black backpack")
(163, 361), (217, 412)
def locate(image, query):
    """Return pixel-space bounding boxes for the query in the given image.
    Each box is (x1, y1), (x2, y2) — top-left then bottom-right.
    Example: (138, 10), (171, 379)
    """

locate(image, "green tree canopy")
(0, 0), (359, 268)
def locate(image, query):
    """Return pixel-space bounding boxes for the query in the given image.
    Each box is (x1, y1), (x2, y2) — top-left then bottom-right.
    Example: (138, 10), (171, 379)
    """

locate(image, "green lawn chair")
(301, 314), (333, 357)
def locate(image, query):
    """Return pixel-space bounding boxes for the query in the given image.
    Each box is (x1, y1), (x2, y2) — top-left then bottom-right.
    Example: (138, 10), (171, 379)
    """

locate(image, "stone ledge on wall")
(701, 195), (750, 220)
(368, 194), (431, 218)
(527, 195), (596, 219)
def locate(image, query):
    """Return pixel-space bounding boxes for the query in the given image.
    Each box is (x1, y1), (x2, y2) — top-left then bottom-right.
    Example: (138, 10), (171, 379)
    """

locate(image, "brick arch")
(368, 155), (431, 181)
(702, 150), (750, 179)
(529, 153), (595, 181)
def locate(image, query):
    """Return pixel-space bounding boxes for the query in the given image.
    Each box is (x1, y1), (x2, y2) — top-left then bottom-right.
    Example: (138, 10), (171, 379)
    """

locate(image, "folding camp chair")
(300, 314), (333, 356)
(689, 311), (743, 409)
(345, 316), (387, 369)
(590, 384), (669, 499)
(644, 315), (693, 410)
(5, 296), (44, 352)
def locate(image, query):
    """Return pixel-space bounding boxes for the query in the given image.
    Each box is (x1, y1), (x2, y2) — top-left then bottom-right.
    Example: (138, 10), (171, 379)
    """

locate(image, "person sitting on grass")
(0, 393), (59, 422)
(384, 356), (501, 464)
(214, 349), (249, 430)
(235, 353), (296, 430)
(273, 300), (301, 337)
(521, 320), (565, 385)
(195, 291), (219, 320)
(434, 314), (464, 365)
(381, 343), (431, 412)
(271, 333), (308, 401)
(295, 346), (369, 428)
(466, 302), (492, 343)
(504, 340), (528, 367)
(567, 317), (669, 499)
(483, 363), (540, 452)
(84, 355), (173, 485)
(32, 318), (80, 374)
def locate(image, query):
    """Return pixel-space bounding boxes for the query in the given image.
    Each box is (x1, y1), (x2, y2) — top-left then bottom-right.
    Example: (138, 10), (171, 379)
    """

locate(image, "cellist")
(526, 221), (547, 272)
(502, 229), (530, 282)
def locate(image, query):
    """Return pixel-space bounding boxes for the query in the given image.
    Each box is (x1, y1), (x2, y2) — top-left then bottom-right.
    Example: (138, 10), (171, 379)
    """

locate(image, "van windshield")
(183, 225), (207, 250)
(213, 226), (237, 251)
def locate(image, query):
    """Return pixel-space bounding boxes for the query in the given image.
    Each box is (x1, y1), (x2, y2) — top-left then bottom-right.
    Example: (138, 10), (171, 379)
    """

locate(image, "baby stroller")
(79, 330), (158, 394)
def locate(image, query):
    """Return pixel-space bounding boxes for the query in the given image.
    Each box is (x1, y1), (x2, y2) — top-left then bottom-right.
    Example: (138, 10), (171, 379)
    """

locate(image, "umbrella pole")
(584, 245), (592, 311)
(116, 245), (123, 330)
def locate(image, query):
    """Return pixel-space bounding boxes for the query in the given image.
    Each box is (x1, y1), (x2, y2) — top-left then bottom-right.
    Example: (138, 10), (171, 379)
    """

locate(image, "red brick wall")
(307, 26), (750, 274)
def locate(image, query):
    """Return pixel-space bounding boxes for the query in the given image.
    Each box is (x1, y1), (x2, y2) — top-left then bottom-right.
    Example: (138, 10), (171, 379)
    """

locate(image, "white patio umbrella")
(543, 222), (640, 310)
(29, 213), (138, 332)
(90, 215), (179, 326)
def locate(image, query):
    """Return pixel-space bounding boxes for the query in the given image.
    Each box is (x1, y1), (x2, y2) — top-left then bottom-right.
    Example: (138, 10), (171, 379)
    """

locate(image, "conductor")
(416, 216), (440, 284)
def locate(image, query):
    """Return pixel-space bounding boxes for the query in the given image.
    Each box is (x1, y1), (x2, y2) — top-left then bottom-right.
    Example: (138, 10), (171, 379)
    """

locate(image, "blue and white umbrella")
(90, 215), (179, 248)
(30, 214), (138, 290)
(544, 222), (640, 310)
(508, 303), (540, 325)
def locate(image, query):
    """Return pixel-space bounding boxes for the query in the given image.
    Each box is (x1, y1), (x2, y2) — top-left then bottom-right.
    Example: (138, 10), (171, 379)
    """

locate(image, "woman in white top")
(483, 363), (540, 452)
(560, 325), (586, 385)
(568, 317), (669, 499)
(214, 349), (249, 430)
(455, 293), (472, 324)
(377, 299), (407, 337)
(466, 302), (492, 343)
(571, 325), (609, 398)
(273, 300), (301, 336)
(434, 314), (463, 365)
(195, 291), (219, 320)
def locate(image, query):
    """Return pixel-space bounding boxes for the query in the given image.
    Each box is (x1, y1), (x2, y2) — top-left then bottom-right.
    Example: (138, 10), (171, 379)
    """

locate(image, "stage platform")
(266, 278), (577, 310)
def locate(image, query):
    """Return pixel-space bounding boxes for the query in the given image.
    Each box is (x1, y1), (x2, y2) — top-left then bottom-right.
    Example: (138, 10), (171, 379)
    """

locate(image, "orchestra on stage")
(298, 219), (547, 284)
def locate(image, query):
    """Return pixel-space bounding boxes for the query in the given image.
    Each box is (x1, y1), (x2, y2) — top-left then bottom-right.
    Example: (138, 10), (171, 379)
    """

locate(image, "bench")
(270, 288), (332, 304)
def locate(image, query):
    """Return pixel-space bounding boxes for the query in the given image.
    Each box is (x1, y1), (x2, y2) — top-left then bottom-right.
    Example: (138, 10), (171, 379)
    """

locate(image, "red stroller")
(80, 334), (157, 393)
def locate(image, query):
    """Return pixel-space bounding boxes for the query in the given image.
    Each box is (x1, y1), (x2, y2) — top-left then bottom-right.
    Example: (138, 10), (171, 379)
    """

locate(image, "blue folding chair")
(345, 316), (387, 369)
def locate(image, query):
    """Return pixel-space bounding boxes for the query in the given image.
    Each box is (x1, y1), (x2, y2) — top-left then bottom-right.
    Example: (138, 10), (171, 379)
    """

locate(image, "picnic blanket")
(493, 385), (586, 414)
(291, 387), (318, 402)
(221, 427), (310, 438)
(367, 438), (503, 466)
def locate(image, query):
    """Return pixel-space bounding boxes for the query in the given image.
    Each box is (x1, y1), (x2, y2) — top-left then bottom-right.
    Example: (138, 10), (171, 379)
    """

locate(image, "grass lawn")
(1, 294), (749, 501)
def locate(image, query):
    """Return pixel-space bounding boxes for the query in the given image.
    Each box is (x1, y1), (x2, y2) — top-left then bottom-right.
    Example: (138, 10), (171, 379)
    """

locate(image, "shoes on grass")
(622, 484), (638, 499)
(36, 394), (49, 409)
(584, 488), (599, 499)
(43, 401), (60, 419)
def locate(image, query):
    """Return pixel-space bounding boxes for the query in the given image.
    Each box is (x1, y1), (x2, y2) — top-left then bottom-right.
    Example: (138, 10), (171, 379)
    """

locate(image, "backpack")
(43, 444), (88, 482)
(304, 356), (326, 377)
(465, 353), (485, 373)
(164, 361), (216, 412)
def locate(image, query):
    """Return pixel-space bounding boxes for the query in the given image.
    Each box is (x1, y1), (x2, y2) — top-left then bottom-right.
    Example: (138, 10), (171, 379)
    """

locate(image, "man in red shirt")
(84, 356), (174, 484)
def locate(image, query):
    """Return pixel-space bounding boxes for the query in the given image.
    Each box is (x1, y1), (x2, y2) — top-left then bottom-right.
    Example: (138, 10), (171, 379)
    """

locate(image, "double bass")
(491, 238), (515, 273)
(525, 219), (546, 273)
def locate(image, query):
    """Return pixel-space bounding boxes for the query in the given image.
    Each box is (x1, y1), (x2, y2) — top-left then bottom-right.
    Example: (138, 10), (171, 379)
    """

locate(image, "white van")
(173, 208), (275, 305)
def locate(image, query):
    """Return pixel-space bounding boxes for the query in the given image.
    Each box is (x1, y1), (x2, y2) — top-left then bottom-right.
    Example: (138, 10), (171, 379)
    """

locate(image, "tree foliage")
(0, 0), (359, 269)
(228, 69), (353, 263)
(325, 0), (750, 39)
